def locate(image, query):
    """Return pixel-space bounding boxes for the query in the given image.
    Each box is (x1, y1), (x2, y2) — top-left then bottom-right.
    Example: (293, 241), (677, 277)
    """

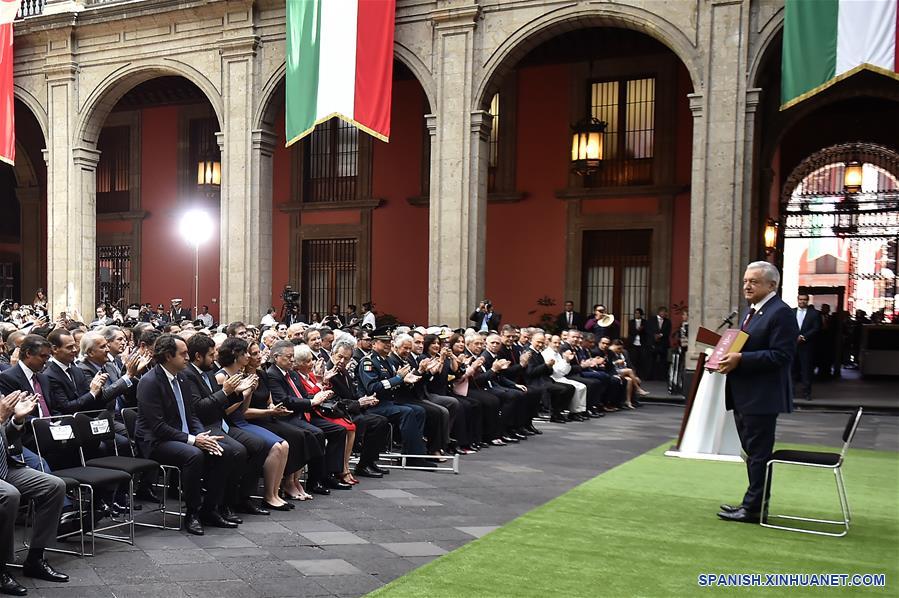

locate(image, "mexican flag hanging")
(285, 0), (396, 146)
(781, 0), (899, 110)
(0, 0), (19, 165)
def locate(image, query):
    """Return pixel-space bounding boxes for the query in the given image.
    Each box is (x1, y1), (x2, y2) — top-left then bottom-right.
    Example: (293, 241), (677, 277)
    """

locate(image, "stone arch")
(13, 85), (48, 146)
(75, 59), (223, 148)
(748, 7), (784, 88)
(12, 141), (39, 189)
(781, 141), (899, 205)
(254, 44), (436, 133)
(473, 3), (702, 111)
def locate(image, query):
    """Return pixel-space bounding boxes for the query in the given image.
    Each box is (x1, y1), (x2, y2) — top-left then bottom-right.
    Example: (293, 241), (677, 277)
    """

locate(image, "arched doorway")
(474, 25), (694, 347)
(779, 142), (898, 375)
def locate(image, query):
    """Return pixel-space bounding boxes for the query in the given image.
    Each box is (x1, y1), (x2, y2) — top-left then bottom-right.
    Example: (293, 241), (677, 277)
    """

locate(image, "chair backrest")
(73, 411), (118, 456)
(839, 407), (864, 459)
(30, 415), (82, 471)
(121, 407), (138, 441)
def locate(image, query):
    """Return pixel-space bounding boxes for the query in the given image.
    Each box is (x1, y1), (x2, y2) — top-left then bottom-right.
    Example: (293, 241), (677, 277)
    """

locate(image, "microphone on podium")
(717, 308), (738, 331)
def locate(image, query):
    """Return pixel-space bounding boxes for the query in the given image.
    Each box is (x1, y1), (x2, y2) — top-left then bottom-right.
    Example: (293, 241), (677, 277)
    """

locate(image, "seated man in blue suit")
(716, 261), (798, 523)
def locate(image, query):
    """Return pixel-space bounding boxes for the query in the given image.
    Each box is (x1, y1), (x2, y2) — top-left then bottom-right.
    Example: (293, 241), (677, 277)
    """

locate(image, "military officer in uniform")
(356, 327), (433, 466)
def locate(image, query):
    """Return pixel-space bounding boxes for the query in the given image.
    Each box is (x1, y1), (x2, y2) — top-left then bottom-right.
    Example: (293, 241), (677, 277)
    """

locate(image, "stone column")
(688, 0), (752, 351)
(427, 5), (488, 327)
(44, 34), (95, 316)
(217, 31), (263, 324)
(250, 128), (276, 311)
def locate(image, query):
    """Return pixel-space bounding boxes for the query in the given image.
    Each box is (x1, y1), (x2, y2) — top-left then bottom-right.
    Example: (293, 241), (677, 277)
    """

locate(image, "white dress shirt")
(796, 307), (807, 329)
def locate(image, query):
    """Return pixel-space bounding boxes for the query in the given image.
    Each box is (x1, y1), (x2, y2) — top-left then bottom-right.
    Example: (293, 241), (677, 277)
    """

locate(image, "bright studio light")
(179, 209), (214, 247)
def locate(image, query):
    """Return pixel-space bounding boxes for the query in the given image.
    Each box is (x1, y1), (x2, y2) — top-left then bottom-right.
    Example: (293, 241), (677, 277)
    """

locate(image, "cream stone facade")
(11, 0), (789, 349)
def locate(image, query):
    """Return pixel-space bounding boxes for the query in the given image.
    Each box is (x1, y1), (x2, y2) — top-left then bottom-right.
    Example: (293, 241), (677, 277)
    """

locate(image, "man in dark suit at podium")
(716, 261), (798, 524)
(792, 293), (821, 400)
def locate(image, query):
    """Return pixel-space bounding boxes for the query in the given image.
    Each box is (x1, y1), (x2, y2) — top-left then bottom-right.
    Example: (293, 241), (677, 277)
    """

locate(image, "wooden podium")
(665, 327), (742, 462)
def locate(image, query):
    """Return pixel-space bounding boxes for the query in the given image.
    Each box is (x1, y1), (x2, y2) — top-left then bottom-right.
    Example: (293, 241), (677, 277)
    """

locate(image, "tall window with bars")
(96, 126), (130, 213)
(302, 239), (358, 319)
(589, 77), (655, 186)
(97, 244), (132, 307)
(0, 262), (14, 301)
(303, 118), (370, 203)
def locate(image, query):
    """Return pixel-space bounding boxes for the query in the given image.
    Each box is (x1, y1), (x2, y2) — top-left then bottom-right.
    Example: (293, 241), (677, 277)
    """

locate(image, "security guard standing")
(356, 327), (432, 464)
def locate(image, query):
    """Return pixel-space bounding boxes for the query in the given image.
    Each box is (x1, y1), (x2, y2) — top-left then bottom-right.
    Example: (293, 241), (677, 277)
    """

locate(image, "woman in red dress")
(292, 344), (358, 485)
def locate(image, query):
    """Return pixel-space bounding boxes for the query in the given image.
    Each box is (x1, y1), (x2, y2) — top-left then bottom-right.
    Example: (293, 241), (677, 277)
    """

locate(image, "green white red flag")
(781, 0), (899, 109)
(0, 0), (18, 165)
(285, 0), (396, 146)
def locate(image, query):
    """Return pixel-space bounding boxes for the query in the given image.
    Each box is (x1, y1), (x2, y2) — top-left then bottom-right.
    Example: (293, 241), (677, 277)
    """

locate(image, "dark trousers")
(398, 398), (449, 452)
(569, 374), (605, 411)
(629, 344), (649, 378)
(287, 415), (346, 481)
(351, 413), (389, 467)
(1, 467), (66, 563)
(452, 394), (482, 446)
(486, 386), (523, 433)
(223, 424), (267, 503)
(793, 344), (814, 397)
(255, 417), (311, 474)
(533, 380), (574, 413)
(368, 401), (427, 455)
(462, 389), (502, 441)
(149, 439), (240, 513)
(733, 411), (778, 512)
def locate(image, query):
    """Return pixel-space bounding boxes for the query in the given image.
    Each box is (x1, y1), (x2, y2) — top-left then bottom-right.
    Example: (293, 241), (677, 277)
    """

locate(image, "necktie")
(567, 312), (572, 327)
(64, 364), (75, 384)
(171, 378), (190, 434)
(742, 308), (757, 332)
(286, 373), (311, 422)
(0, 432), (8, 480)
(31, 376), (52, 418)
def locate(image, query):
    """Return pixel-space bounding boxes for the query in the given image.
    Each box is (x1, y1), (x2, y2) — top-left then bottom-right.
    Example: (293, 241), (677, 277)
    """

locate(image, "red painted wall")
(134, 106), (221, 320)
(370, 78), (429, 324)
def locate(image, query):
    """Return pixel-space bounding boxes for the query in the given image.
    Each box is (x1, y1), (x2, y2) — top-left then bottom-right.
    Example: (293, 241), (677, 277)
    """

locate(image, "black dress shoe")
(500, 435), (520, 443)
(309, 481), (331, 496)
(353, 465), (384, 478)
(185, 514), (204, 536)
(370, 463), (390, 475)
(262, 501), (293, 512)
(235, 501), (270, 516)
(0, 571), (27, 596)
(525, 424), (543, 435)
(514, 430), (530, 438)
(549, 414), (568, 424)
(135, 486), (161, 504)
(719, 503), (741, 513)
(22, 558), (68, 583)
(200, 510), (239, 529)
(325, 476), (352, 490)
(517, 427), (535, 436)
(716, 507), (760, 523)
(219, 506), (243, 525)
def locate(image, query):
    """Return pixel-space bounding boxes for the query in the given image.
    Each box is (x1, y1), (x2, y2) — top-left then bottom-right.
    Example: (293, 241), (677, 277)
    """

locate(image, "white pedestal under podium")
(665, 337), (743, 463)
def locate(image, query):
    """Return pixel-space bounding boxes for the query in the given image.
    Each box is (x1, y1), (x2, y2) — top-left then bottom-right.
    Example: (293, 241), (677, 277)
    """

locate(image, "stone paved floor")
(13, 405), (896, 597)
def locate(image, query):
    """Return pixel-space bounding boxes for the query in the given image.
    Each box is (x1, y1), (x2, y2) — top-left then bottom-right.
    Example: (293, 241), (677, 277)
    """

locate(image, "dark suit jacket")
(646, 316), (672, 352)
(523, 348), (556, 388)
(181, 365), (238, 426)
(627, 318), (650, 347)
(76, 359), (133, 408)
(265, 365), (313, 414)
(468, 310), (502, 332)
(0, 364), (52, 417)
(725, 295), (799, 415)
(555, 311), (585, 332)
(45, 360), (111, 414)
(135, 364), (204, 454)
(794, 307), (821, 344)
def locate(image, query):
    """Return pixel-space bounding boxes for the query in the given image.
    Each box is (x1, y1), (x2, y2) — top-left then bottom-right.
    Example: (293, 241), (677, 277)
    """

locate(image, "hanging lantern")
(843, 161), (862, 193)
(570, 117), (606, 176)
(764, 219), (778, 252)
(197, 159), (222, 187)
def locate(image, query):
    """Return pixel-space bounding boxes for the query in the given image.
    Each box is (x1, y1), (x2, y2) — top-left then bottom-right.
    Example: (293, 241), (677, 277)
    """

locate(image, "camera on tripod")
(282, 285), (300, 306)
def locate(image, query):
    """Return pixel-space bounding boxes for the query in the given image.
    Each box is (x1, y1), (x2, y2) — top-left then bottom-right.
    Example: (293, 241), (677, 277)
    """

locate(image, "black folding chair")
(31, 416), (132, 556)
(120, 407), (183, 530)
(761, 407), (863, 537)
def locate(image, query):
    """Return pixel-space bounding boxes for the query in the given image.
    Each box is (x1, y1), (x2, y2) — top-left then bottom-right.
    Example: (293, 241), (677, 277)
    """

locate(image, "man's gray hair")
(393, 333), (413, 349)
(294, 343), (314, 364)
(746, 261), (781, 285)
(99, 325), (123, 341)
(80, 331), (105, 358)
(332, 337), (355, 355)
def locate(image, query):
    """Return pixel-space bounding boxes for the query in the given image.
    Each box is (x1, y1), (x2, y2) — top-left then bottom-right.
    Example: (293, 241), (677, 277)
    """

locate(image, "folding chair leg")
(835, 467), (851, 524)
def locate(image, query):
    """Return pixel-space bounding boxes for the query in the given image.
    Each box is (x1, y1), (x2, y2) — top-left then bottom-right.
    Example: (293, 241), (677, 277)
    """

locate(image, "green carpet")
(371, 443), (899, 597)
